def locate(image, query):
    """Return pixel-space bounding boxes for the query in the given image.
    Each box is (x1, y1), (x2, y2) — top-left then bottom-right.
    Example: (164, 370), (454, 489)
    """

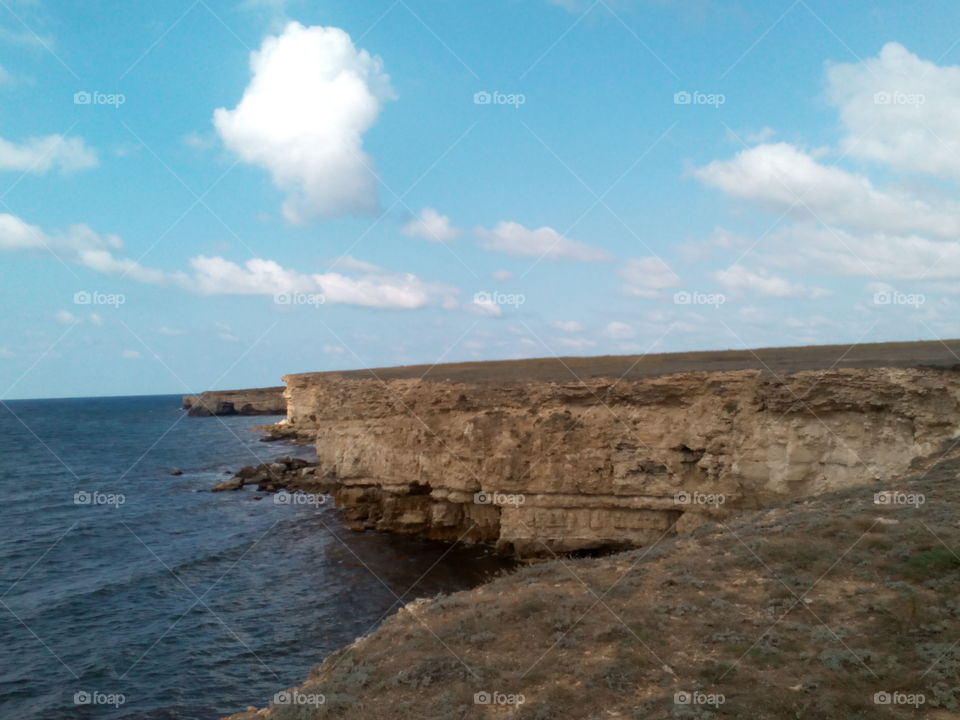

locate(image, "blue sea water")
(0, 395), (509, 719)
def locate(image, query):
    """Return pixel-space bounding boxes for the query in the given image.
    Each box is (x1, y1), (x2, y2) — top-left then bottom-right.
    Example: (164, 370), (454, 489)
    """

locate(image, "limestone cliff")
(183, 387), (286, 417)
(278, 346), (960, 557)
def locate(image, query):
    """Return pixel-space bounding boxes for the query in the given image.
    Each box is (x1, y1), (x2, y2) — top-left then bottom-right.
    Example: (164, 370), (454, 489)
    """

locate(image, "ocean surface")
(0, 395), (511, 719)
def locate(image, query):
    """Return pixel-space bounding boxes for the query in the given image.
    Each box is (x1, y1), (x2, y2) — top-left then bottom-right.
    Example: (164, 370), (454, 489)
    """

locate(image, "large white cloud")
(693, 142), (960, 239)
(214, 22), (395, 224)
(827, 42), (960, 178)
(476, 221), (611, 261)
(0, 135), (97, 174)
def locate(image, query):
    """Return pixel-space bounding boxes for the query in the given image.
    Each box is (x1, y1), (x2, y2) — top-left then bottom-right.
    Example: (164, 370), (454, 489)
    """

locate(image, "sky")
(1, 0), (959, 398)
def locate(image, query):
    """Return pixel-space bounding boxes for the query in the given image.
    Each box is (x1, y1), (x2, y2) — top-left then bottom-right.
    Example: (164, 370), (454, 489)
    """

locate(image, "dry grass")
(223, 448), (960, 720)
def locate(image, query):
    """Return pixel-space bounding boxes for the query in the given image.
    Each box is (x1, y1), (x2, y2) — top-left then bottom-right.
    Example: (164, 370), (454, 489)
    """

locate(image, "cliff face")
(183, 387), (286, 417)
(281, 366), (960, 557)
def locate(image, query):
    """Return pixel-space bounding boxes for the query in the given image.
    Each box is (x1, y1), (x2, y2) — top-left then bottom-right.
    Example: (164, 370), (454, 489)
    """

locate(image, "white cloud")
(476, 221), (611, 261)
(402, 208), (460, 242)
(0, 135), (97, 174)
(121, 349), (142, 359)
(693, 142), (960, 239)
(619, 257), (680, 297)
(214, 22), (395, 223)
(465, 296), (502, 317)
(89, 313), (103, 326)
(711, 264), (830, 299)
(55, 310), (79, 325)
(187, 255), (452, 309)
(158, 326), (185, 336)
(603, 321), (634, 339)
(550, 320), (584, 332)
(492, 269), (513, 281)
(827, 42), (960, 178)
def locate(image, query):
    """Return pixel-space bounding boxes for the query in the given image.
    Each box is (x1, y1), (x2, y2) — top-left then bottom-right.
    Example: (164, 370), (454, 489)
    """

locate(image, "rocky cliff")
(183, 387), (286, 417)
(277, 343), (960, 557)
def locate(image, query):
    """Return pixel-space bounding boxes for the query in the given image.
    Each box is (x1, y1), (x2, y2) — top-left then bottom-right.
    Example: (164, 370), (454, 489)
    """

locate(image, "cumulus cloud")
(476, 221), (611, 261)
(402, 208), (460, 242)
(187, 255), (452, 309)
(826, 42), (960, 178)
(55, 310), (79, 325)
(550, 320), (584, 332)
(711, 264), (830, 299)
(214, 22), (395, 224)
(693, 142), (960, 239)
(0, 212), (456, 310)
(0, 134), (97, 174)
(619, 257), (680, 297)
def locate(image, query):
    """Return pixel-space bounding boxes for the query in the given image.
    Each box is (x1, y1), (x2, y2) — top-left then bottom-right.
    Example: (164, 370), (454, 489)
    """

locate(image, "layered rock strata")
(278, 365), (960, 557)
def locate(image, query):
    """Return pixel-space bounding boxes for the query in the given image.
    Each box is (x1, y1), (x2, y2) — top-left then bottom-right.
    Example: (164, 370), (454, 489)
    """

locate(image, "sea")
(0, 395), (510, 719)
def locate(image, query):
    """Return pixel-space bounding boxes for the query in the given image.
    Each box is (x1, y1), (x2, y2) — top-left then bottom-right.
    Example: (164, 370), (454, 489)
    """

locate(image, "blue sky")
(1, 0), (959, 398)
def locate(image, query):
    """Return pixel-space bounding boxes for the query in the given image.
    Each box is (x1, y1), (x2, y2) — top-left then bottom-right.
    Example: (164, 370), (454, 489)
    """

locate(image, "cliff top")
(285, 338), (960, 384)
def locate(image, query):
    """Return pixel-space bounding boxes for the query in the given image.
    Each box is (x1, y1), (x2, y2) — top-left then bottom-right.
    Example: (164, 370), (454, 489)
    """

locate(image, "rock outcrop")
(275, 348), (960, 557)
(183, 387), (286, 417)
